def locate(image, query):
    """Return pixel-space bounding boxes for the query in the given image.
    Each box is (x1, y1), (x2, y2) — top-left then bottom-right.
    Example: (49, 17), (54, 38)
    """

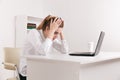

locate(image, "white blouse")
(19, 29), (69, 76)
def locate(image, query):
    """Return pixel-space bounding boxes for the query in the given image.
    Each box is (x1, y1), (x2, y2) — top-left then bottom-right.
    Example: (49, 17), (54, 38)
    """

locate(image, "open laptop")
(69, 31), (105, 56)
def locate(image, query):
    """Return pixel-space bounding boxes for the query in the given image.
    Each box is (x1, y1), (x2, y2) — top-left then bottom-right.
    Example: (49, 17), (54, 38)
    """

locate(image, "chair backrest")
(4, 47), (21, 70)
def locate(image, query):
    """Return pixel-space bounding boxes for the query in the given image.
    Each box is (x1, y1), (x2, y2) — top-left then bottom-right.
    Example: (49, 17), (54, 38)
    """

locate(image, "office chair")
(2, 47), (21, 80)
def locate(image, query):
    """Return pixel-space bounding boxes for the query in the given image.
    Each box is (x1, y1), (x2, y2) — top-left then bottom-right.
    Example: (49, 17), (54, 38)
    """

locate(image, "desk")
(26, 52), (120, 80)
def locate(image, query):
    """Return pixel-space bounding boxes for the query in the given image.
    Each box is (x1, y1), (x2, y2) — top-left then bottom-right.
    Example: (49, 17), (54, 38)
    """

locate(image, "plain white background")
(0, 0), (120, 80)
(42, 0), (120, 52)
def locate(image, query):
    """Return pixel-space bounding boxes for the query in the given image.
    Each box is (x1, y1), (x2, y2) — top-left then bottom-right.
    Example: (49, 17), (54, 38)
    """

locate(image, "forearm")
(53, 39), (69, 54)
(60, 31), (64, 40)
(36, 38), (53, 55)
(60, 40), (69, 54)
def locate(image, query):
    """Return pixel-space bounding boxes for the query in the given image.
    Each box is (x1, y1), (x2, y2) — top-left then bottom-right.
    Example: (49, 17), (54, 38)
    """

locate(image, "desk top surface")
(26, 52), (120, 64)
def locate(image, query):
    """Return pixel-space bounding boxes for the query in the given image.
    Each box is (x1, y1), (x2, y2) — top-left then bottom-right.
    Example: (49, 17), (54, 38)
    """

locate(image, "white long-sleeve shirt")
(19, 29), (69, 76)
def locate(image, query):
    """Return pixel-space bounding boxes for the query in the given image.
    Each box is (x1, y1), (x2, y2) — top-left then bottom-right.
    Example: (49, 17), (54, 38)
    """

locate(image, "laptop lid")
(94, 31), (105, 56)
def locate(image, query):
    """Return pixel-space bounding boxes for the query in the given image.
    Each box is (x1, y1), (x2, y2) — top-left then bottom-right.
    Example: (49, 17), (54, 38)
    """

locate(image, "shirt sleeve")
(20, 30), (53, 76)
(52, 39), (69, 54)
(27, 30), (53, 56)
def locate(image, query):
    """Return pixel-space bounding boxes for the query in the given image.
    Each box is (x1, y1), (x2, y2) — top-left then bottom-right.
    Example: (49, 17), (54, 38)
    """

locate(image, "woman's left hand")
(60, 31), (64, 40)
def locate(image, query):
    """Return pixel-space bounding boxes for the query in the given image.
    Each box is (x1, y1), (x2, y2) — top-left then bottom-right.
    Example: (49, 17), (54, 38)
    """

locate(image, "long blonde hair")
(37, 15), (64, 31)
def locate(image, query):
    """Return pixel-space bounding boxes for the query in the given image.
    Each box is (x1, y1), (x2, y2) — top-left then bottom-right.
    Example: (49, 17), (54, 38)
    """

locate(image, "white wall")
(0, 0), (43, 80)
(42, 0), (120, 52)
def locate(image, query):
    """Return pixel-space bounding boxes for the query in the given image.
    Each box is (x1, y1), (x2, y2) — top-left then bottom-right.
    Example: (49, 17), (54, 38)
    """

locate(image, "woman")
(19, 15), (69, 80)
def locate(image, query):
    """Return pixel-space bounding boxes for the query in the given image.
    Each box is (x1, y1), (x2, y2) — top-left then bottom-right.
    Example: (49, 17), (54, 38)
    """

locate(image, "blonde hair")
(37, 15), (64, 31)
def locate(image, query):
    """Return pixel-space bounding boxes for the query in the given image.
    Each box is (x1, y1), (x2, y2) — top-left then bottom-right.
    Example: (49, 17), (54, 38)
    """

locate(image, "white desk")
(26, 52), (120, 80)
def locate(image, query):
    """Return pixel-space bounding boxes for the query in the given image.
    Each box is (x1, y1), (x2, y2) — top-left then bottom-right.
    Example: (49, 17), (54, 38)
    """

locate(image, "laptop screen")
(94, 31), (105, 55)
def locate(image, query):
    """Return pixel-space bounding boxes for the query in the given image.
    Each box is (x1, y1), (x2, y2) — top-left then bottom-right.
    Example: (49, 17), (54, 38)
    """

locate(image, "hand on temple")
(47, 18), (62, 40)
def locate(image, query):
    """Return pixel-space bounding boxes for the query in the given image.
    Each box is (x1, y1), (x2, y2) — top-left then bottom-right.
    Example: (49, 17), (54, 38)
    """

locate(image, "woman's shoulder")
(28, 29), (37, 35)
(29, 29), (37, 32)
(28, 29), (40, 36)
(29, 29), (40, 34)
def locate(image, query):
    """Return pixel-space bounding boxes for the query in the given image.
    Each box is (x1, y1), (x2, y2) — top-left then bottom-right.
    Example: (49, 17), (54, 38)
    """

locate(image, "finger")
(54, 17), (58, 22)
(56, 18), (62, 25)
(50, 18), (53, 24)
(60, 19), (64, 24)
(59, 18), (64, 23)
(60, 18), (63, 22)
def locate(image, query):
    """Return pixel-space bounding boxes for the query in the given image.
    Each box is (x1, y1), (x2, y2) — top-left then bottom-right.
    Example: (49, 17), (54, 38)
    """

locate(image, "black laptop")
(69, 31), (105, 56)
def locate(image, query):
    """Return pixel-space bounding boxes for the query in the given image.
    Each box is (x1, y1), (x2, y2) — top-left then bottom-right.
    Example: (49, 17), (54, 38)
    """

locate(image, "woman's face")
(53, 28), (62, 40)
(43, 27), (62, 40)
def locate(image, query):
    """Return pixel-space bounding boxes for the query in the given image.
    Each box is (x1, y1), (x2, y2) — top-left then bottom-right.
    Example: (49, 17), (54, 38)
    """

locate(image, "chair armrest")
(2, 62), (16, 70)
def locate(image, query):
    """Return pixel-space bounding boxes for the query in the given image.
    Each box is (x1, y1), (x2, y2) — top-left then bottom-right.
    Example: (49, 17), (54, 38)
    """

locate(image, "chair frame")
(3, 47), (21, 80)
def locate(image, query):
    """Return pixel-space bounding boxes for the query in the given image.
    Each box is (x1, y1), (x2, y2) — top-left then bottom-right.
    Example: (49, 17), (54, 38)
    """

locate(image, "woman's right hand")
(50, 17), (62, 32)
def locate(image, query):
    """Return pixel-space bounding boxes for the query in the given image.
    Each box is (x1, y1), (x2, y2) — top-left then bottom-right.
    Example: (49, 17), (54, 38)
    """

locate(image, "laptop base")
(69, 52), (95, 56)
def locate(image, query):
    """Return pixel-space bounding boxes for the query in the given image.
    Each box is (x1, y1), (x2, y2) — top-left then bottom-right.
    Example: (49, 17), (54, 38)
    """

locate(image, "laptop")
(69, 31), (105, 56)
